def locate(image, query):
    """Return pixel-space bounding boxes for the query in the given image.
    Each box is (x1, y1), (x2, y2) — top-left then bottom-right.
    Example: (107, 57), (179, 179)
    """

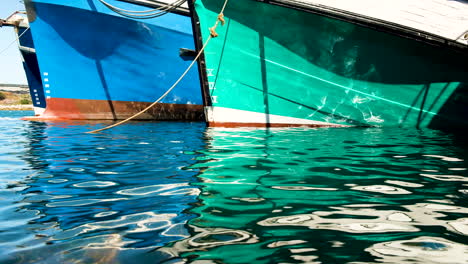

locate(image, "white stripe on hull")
(205, 106), (346, 126)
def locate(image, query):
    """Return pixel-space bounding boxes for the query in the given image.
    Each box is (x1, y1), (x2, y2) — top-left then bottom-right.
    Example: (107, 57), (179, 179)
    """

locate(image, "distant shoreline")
(0, 89), (33, 110)
(0, 104), (33, 111)
(0, 84), (29, 94)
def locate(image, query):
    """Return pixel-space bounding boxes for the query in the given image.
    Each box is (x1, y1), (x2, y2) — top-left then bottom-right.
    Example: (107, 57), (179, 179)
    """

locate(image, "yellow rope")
(87, 0), (229, 134)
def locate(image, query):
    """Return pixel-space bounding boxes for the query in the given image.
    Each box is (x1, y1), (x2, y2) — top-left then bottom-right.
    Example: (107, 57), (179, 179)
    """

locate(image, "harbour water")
(0, 110), (467, 263)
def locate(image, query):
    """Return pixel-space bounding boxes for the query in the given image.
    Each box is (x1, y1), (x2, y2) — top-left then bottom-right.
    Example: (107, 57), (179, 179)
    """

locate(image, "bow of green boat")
(189, 0), (468, 128)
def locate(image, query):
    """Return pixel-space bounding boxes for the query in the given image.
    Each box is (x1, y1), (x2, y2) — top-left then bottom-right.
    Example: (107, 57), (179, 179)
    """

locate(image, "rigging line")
(99, 0), (186, 19)
(105, 5), (183, 19)
(86, 0), (230, 134)
(98, 0), (182, 13)
(103, 9), (177, 20)
(97, 0), (185, 14)
(0, 27), (30, 56)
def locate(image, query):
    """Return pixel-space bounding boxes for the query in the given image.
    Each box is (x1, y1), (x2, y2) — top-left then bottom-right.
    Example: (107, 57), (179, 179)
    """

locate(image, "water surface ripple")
(0, 111), (467, 263)
(0, 111), (204, 263)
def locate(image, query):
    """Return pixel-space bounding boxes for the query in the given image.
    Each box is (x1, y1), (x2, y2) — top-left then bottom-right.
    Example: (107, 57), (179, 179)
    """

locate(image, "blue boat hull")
(24, 0), (203, 120)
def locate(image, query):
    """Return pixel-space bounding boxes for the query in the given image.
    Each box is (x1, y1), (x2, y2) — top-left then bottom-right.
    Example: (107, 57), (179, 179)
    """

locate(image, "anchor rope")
(0, 27), (29, 55)
(97, 0), (187, 19)
(86, 0), (230, 134)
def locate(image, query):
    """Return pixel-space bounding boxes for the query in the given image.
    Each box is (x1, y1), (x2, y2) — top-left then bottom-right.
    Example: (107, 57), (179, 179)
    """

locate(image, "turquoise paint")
(194, 0), (468, 128)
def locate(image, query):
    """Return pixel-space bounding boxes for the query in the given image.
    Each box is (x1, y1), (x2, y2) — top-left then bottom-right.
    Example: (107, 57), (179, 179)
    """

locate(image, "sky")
(0, 0), (27, 85)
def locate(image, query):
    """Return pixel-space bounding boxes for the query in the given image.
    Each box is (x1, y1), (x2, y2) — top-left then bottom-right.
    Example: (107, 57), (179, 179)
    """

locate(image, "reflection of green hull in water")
(160, 128), (468, 263)
(190, 0), (467, 128)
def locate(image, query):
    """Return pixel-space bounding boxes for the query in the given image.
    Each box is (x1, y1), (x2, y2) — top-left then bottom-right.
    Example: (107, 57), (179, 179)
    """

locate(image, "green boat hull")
(191, 0), (467, 128)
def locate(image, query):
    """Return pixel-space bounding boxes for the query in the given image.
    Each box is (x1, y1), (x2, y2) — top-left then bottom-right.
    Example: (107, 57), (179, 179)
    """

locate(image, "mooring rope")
(86, 0), (230, 134)
(97, 0), (187, 19)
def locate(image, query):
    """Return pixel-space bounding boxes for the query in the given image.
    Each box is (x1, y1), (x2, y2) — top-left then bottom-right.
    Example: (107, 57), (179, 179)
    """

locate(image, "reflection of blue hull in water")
(24, 0), (202, 120)
(11, 121), (206, 262)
